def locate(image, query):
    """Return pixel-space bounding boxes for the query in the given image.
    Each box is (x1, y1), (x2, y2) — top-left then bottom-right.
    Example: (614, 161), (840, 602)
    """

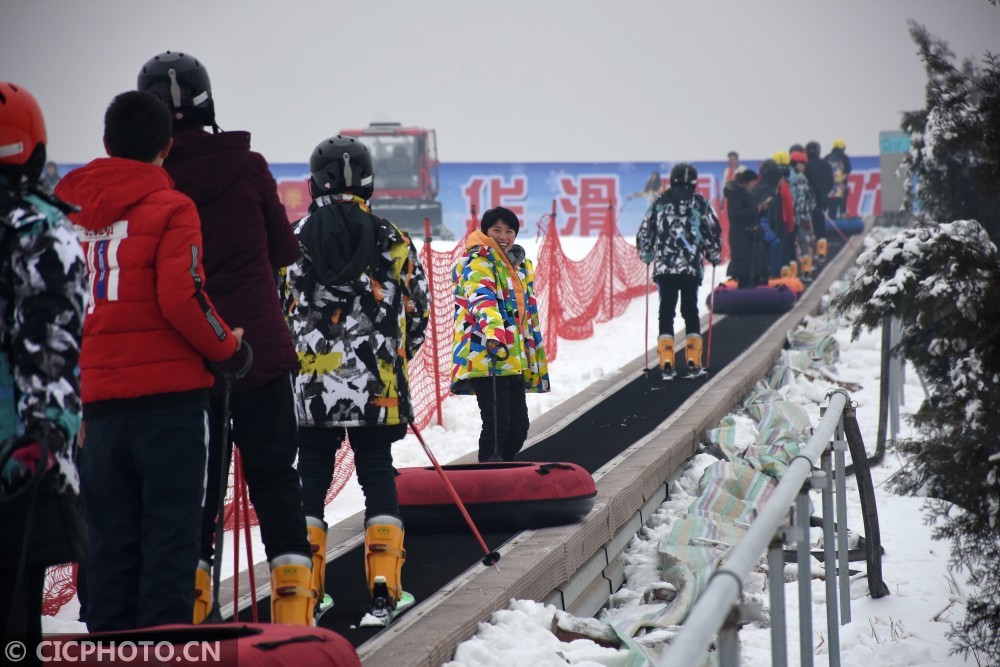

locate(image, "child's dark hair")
(480, 206), (520, 235)
(103, 91), (172, 162)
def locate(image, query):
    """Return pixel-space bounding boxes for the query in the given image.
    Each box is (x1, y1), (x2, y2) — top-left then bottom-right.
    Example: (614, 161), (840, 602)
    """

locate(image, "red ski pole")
(409, 424), (501, 569)
(706, 263), (716, 371)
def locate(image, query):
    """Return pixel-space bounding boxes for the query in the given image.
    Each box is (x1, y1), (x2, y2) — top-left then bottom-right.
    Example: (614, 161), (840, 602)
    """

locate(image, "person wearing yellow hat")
(824, 139), (852, 219)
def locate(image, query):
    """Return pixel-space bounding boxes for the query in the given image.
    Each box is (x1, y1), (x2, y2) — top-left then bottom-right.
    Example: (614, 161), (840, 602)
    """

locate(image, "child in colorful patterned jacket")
(451, 206), (550, 462)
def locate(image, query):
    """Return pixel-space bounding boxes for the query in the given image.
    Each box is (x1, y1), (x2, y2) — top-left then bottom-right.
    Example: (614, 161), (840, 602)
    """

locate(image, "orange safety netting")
(43, 202), (654, 616)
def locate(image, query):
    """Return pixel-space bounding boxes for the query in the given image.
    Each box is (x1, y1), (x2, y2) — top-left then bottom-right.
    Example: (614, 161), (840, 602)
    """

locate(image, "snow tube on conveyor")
(827, 216), (864, 236)
(396, 462), (597, 532)
(708, 284), (797, 315)
(721, 276), (804, 297)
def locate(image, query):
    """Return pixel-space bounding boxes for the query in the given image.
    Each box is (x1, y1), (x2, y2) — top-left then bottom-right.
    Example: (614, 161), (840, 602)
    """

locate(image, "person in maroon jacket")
(55, 91), (244, 631)
(137, 52), (313, 625)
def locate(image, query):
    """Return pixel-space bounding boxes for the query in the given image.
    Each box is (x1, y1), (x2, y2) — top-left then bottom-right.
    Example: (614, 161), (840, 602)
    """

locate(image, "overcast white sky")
(3, 0), (998, 164)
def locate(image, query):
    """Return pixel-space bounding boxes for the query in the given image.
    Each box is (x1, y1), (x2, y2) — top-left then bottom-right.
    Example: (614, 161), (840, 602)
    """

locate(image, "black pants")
(201, 373), (309, 564)
(470, 374), (529, 462)
(81, 399), (208, 631)
(655, 274), (700, 337)
(811, 207), (827, 240)
(828, 197), (846, 219)
(0, 564), (44, 645)
(298, 424), (407, 522)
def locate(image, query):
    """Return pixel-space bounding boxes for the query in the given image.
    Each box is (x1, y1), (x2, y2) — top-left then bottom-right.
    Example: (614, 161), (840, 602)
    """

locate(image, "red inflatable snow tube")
(45, 623), (361, 666)
(396, 461), (597, 532)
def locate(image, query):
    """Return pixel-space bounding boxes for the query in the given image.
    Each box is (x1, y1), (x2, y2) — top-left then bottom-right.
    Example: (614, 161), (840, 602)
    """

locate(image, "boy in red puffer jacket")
(55, 91), (243, 632)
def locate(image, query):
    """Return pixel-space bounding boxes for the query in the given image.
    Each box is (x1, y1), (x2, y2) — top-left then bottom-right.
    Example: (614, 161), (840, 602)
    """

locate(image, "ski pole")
(644, 263), (651, 372)
(409, 424), (502, 569)
(706, 263), (716, 371)
(205, 341), (254, 623)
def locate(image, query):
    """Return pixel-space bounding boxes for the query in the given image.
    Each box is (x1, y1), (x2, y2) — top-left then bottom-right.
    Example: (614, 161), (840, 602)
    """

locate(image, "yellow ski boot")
(685, 333), (707, 378)
(657, 335), (676, 381)
(270, 554), (316, 625)
(193, 559), (212, 624)
(361, 515), (413, 627)
(306, 516), (332, 616)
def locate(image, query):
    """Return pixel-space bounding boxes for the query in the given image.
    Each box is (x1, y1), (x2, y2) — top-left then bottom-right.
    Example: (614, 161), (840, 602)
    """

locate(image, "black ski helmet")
(137, 51), (215, 128)
(669, 162), (698, 201)
(669, 162), (698, 188)
(309, 135), (375, 200)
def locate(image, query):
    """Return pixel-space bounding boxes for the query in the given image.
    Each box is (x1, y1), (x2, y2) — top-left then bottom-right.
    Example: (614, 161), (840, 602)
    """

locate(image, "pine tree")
(834, 20), (1000, 663)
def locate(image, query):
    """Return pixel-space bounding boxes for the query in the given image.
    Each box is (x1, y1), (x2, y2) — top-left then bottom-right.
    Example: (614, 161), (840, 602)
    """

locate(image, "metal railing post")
(795, 488), (814, 667)
(834, 418), (851, 624)
(820, 450), (841, 666)
(767, 535), (788, 667)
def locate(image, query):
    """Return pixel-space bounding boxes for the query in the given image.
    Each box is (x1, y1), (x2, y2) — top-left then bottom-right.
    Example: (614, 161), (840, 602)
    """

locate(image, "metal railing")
(659, 389), (883, 667)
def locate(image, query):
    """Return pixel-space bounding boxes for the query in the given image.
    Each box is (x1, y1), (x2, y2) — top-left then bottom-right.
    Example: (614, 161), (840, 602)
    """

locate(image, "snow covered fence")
(660, 390), (854, 667)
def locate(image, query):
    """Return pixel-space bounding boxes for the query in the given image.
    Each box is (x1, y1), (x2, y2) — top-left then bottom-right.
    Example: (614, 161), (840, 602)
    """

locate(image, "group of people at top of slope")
(0, 51), (548, 651)
(722, 143), (850, 292)
(635, 141), (851, 381)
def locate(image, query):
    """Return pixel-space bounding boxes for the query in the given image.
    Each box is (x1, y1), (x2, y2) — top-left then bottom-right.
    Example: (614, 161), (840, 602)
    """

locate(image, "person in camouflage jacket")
(284, 202), (429, 429)
(637, 163), (721, 378)
(452, 207), (549, 461)
(789, 150), (817, 278)
(286, 136), (430, 615)
(0, 82), (88, 640)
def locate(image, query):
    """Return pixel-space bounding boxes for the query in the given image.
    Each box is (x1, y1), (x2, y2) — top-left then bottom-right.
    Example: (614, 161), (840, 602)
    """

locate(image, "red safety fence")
(42, 200), (654, 617)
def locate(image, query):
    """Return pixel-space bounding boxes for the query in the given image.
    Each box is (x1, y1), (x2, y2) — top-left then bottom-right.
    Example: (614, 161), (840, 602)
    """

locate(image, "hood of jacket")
(299, 201), (389, 287)
(164, 129), (252, 204)
(55, 157), (176, 231)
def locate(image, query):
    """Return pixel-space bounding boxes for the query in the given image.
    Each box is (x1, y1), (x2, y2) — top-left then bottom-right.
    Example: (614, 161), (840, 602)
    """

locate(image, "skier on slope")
(136, 50), (313, 626)
(282, 135), (429, 625)
(637, 163), (722, 380)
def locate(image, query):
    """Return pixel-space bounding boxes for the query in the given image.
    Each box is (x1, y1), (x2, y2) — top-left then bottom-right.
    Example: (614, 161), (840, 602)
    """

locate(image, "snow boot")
(193, 559), (212, 624)
(817, 238), (827, 263)
(685, 333), (707, 378)
(789, 260), (798, 278)
(801, 254), (813, 281)
(270, 554), (316, 625)
(780, 264), (792, 279)
(306, 516), (332, 614)
(657, 335), (676, 380)
(365, 515), (405, 604)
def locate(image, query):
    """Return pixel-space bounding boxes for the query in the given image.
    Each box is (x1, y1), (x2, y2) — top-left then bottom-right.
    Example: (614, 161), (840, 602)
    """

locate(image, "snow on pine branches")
(834, 221), (1000, 663)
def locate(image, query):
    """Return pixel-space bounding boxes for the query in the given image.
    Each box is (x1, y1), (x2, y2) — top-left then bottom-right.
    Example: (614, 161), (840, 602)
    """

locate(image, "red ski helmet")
(0, 82), (47, 181)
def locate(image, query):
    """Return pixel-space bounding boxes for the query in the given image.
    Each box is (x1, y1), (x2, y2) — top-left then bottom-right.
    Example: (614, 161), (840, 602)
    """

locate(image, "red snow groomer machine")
(338, 122), (452, 240)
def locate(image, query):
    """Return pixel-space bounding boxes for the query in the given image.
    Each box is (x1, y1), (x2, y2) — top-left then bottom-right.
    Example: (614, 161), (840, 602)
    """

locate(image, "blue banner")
(271, 158), (881, 239)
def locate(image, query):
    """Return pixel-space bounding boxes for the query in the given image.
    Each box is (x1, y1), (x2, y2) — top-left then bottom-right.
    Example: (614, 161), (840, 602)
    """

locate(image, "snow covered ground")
(446, 251), (973, 665)
(45, 234), (971, 666)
